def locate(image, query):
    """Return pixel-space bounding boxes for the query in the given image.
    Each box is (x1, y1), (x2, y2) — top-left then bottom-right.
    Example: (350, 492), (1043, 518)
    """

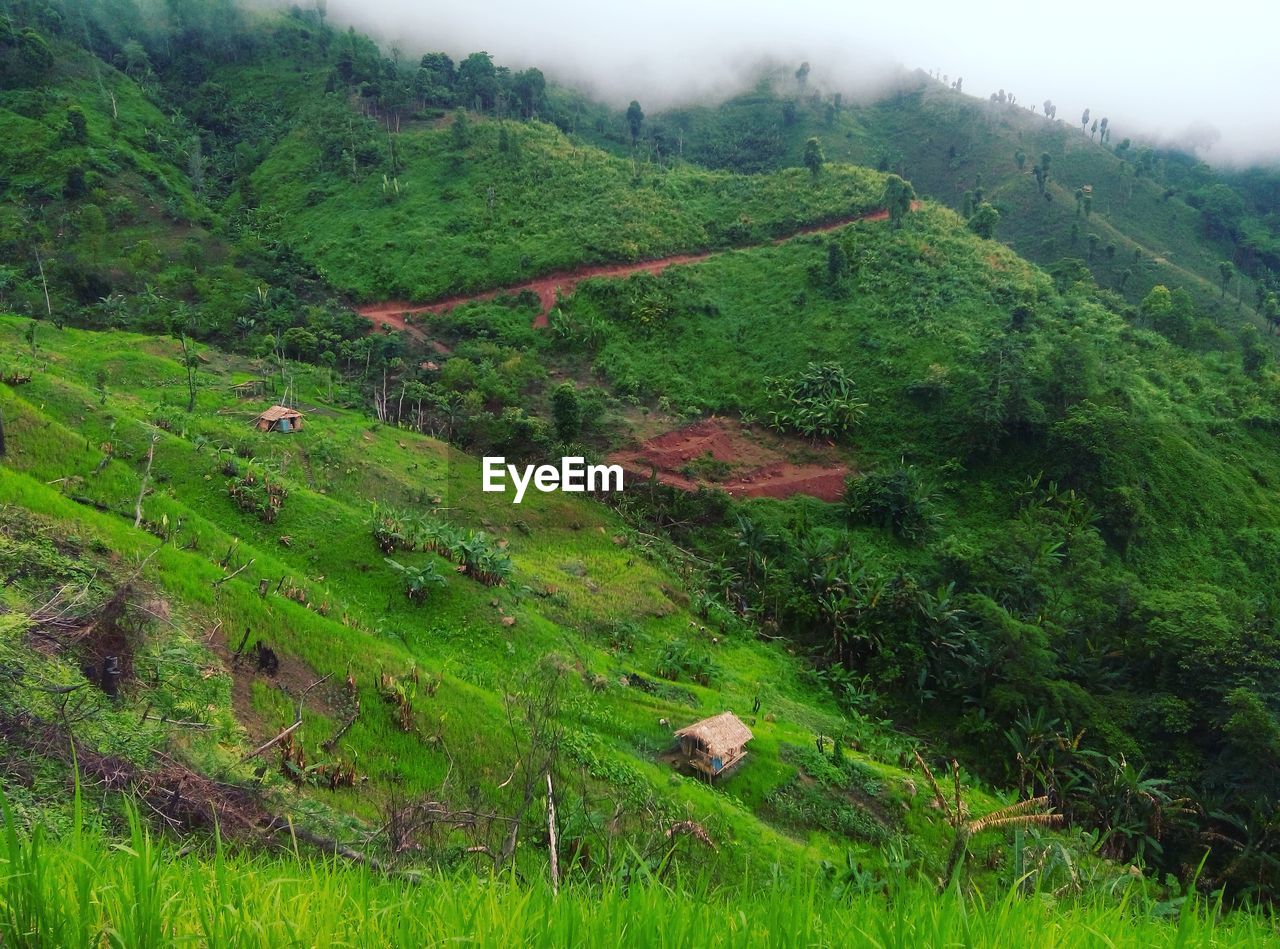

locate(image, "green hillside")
(0, 315), (1083, 894)
(252, 111), (885, 302)
(629, 74), (1277, 342)
(1, 0), (1279, 942)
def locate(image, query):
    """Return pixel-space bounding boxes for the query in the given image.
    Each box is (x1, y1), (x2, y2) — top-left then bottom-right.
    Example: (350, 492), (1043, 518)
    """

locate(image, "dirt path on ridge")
(357, 204), (914, 335)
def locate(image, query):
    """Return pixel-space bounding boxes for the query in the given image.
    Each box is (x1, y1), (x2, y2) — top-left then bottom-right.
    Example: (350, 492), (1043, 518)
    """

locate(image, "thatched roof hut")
(675, 711), (752, 779)
(254, 405), (304, 433)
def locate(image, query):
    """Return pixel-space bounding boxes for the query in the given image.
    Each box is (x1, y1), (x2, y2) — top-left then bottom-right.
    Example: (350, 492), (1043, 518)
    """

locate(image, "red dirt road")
(356, 203), (908, 501)
(609, 417), (850, 502)
(357, 205), (907, 335)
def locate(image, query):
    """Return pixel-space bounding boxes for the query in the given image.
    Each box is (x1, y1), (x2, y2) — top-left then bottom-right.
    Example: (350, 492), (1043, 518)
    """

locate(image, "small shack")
(675, 711), (753, 780)
(231, 379), (266, 399)
(254, 405), (304, 434)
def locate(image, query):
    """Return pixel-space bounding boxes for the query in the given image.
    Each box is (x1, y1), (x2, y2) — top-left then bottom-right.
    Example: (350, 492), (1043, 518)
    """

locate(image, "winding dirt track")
(355, 204), (913, 500)
(357, 206), (904, 334)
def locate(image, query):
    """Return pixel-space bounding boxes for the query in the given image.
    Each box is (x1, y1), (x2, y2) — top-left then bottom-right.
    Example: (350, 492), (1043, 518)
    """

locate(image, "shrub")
(226, 469), (287, 523)
(370, 504), (410, 553)
(843, 467), (938, 542)
(385, 558), (446, 603)
(655, 639), (715, 685)
(765, 362), (867, 440)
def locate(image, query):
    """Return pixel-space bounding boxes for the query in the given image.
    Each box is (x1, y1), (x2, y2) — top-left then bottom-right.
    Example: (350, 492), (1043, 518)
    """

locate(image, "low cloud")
(290, 0), (1280, 166)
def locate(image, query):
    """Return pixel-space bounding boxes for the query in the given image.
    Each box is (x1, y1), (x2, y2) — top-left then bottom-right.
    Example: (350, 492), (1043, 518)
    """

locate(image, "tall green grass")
(1, 793), (1275, 947)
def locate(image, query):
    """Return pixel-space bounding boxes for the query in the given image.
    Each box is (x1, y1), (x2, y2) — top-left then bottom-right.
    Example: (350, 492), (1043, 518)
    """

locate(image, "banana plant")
(385, 557), (446, 603)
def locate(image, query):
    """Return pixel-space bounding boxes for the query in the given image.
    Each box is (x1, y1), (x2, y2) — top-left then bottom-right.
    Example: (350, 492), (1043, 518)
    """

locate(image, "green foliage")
(6, 2), (1280, 917)
(384, 557), (446, 603)
(225, 467), (287, 523)
(843, 467), (939, 542)
(253, 118), (884, 301)
(551, 382), (582, 443)
(0, 799), (1273, 946)
(765, 362), (867, 441)
(655, 638), (715, 685)
(968, 202), (1000, 239)
(625, 100), (643, 143)
(766, 777), (888, 841)
(882, 174), (914, 227)
(368, 507), (512, 586)
(803, 136), (824, 177)
(0, 23), (53, 89)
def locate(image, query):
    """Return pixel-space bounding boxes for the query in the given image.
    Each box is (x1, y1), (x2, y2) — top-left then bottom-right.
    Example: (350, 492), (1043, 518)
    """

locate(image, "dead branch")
(231, 627), (252, 665)
(665, 819), (718, 852)
(141, 714), (214, 729)
(546, 772), (560, 895)
(134, 431), (159, 529)
(238, 674), (330, 764)
(913, 749), (955, 824)
(320, 702), (360, 753)
(240, 719), (302, 763)
(213, 558), (255, 589)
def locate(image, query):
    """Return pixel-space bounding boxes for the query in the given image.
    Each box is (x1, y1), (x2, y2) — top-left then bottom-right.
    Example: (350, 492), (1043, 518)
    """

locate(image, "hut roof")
(675, 712), (753, 754)
(256, 405), (303, 422)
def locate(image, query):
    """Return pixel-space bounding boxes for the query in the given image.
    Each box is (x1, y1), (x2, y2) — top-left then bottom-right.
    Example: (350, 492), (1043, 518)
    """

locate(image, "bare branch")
(134, 431), (159, 529)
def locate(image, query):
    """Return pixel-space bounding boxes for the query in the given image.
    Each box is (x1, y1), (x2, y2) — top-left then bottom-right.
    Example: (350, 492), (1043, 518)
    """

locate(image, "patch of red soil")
(609, 417), (850, 502)
(356, 203), (919, 334)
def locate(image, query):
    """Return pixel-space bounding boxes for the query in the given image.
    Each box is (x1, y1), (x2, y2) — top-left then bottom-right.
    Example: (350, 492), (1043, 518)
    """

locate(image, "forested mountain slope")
(1, 0), (1279, 938)
(618, 74), (1280, 348)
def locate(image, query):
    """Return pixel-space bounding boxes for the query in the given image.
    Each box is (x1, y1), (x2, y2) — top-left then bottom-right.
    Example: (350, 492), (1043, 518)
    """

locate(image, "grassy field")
(0, 313), (1045, 891)
(3, 796), (1276, 947)
(252, 112), (886, 302)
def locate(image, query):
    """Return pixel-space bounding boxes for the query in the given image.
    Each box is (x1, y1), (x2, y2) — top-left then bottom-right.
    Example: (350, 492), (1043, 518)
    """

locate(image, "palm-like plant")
(764, 362), (868, 441)
(1080, 754), (1179, 863)
(384, 557), (445, 603)
(734, 513), (773, 586)
(370, 503), (410, 554)
(914, 750), (1061, 887)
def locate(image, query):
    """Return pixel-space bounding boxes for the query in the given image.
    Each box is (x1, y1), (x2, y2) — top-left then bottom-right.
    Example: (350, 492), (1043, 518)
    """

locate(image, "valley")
(0, 1), (1278, 943)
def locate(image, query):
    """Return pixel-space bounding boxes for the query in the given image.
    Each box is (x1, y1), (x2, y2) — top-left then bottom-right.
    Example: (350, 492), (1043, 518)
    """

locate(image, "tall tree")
(883, 175), (915, 228)
(626, 100), (644, 144)
(511, 67), (545, 119)
(416, 52), (455, 106)
(1218, 261), (1234, 298)
(803, 137), (824, 177)
(458, 51), (497, 111)
(1081, 108), (1090, 131)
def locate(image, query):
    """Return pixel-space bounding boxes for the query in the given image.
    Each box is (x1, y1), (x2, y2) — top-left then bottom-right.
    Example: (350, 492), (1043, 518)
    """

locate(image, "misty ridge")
(254, 0), (1280, 166)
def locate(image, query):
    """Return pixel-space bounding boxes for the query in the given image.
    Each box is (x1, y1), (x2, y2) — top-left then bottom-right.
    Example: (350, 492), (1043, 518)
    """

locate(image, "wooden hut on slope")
(675, 711), (752, 779)
(254, 405), (304, 433)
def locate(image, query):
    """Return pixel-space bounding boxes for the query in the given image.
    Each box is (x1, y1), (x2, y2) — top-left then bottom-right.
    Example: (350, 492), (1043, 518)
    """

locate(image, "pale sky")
(310, 0), (1280, 165)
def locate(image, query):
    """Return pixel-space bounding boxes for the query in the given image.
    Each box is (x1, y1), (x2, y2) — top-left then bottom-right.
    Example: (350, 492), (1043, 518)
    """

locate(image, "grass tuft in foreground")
(0, 793), (1274, 948)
